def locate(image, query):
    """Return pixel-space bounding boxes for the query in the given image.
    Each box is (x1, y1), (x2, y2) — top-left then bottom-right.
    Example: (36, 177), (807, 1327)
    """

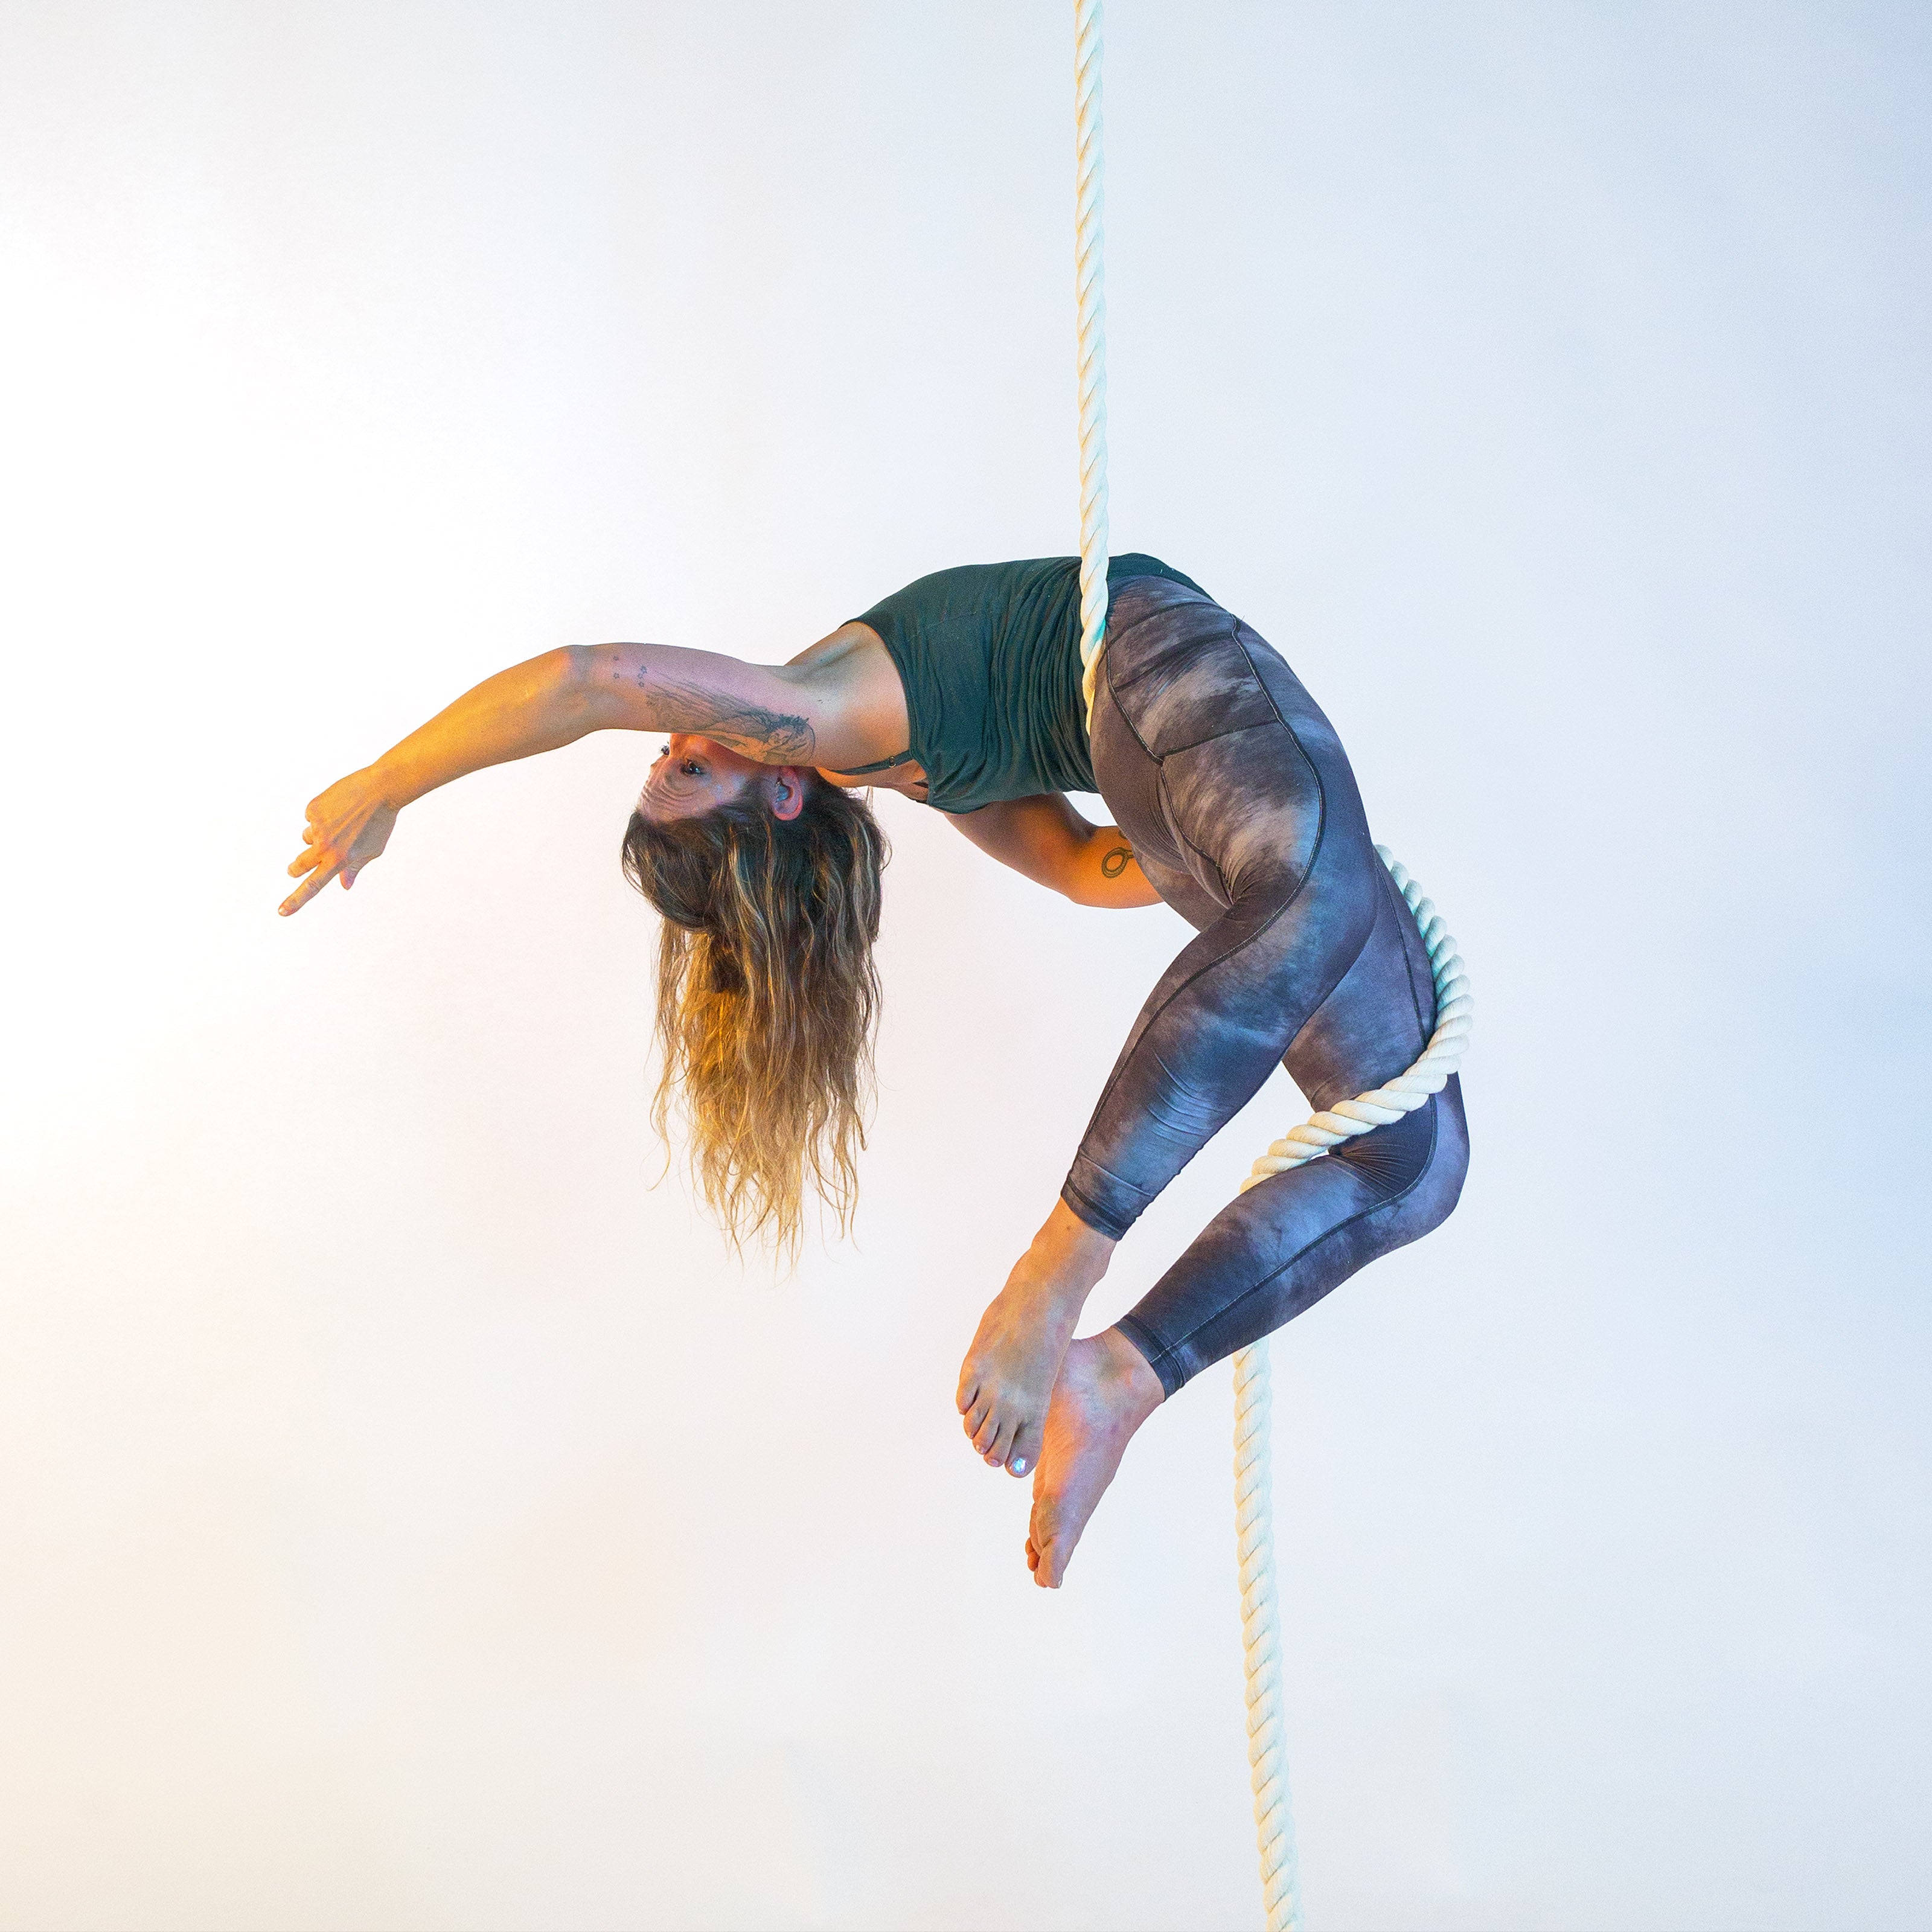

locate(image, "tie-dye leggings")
(1063, 576), (1470, 1398)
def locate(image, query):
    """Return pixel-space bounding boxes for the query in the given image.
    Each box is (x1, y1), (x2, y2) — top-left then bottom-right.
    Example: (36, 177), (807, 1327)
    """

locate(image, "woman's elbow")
(553, 644), (623, 729)
(555, 643), (600, 692)
(1063, 877), (1161, 910)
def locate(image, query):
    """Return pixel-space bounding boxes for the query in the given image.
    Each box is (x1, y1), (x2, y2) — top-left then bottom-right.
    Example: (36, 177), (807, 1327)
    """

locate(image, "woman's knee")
(1328, 1080), (1468, 1238)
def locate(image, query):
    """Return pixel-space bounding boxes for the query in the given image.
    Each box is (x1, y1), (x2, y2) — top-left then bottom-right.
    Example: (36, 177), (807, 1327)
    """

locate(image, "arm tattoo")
(632, 671), (817, 761)
(1101, 845), (1132, 879)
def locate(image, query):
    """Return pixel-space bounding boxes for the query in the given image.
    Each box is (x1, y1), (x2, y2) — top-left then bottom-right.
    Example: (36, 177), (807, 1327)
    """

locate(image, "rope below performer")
(1069, 7), (1475, 1925)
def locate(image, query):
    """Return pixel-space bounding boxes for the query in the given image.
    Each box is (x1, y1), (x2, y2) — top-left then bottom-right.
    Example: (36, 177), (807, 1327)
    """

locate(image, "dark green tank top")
(849, 553), (1204, 813)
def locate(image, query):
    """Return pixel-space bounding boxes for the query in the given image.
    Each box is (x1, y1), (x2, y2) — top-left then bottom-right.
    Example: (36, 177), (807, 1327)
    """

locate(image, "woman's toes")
(970, 1408), (1002, 1456)
(1006, 1421), (1040, 1477)
(985, 1414), (1024, 1470)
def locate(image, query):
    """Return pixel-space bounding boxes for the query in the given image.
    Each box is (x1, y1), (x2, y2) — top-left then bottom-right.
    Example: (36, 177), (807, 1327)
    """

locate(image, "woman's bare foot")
(1026, 1328), (1165, 1589)
(956, 1203), (1115, 1477)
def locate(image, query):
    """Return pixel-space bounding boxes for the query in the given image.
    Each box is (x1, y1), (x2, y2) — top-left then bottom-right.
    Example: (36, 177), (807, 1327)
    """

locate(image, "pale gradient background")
(2, 4), (1928, 1928)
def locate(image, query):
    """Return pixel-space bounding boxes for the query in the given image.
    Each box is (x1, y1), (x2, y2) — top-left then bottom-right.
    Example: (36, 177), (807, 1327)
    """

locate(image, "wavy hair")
(621, 780), (887, 1258)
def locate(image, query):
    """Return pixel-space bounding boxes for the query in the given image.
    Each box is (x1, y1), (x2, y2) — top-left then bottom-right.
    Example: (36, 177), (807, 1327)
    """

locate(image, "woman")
(283, 554), (1469, 1587)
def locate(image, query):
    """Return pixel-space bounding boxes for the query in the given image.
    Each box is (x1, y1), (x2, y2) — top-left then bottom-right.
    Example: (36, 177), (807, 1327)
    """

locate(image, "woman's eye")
(682, 761), (704, 776)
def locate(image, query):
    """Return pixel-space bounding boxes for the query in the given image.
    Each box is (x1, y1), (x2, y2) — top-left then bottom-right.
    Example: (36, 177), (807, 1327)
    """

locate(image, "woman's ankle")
(1029, 1198), (1117, 1294)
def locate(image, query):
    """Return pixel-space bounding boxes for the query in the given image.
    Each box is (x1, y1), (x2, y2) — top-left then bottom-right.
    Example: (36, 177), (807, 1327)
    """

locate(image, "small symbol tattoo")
(1101, 846), (1131, 878)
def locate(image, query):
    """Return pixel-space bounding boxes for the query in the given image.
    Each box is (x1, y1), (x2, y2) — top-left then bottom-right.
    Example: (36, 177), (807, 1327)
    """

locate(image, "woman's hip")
(1091, 580), (1381, 935)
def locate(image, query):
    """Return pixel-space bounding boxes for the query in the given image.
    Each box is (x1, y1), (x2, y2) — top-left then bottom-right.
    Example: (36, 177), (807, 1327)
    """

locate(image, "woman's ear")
(766, 767), (807, 822)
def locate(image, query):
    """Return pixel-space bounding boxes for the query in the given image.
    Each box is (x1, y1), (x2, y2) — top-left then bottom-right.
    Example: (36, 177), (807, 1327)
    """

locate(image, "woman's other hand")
(280, 769), (398, 916)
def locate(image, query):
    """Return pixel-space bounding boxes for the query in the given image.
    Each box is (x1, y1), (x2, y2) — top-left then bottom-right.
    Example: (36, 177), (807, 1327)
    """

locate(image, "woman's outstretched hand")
(280, 769), (398, 916)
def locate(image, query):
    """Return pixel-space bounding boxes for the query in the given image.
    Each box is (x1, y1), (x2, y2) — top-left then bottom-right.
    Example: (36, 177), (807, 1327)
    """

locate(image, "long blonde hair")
(621, 782), (887, 1256)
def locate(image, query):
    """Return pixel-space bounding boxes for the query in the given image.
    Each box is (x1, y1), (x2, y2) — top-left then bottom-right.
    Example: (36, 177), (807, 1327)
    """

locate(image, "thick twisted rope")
(1071, 7), (1298, 1922)
(1074, 0), (1108, 723)
(1228, 851), (1473, 1932)
(1232, 1339), (1298, 1930)
(1070, 10), (1473, 1927)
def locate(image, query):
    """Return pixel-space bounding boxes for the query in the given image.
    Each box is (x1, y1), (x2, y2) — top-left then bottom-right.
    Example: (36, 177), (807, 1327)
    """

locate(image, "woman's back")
(850, 552), (1203, 813)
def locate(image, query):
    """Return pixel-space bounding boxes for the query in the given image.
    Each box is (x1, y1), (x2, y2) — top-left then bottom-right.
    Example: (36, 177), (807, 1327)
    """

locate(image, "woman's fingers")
(278, 860), (337, 916)
(281, 829), (347, 911)
(287, 838), (344, 879)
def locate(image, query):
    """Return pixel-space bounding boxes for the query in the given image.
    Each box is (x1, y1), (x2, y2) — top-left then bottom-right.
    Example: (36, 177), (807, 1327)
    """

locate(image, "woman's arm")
(381, 642), (842, 805)
(950, 795), (1161, 910)
(280, 639), (863, 916)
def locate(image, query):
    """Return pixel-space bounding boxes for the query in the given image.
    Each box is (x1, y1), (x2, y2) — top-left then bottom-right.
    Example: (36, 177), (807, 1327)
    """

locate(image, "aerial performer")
(281, 554), (1470, 1588)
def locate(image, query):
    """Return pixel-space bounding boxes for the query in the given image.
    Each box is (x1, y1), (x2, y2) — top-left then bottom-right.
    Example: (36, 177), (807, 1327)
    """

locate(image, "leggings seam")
(1099, 655), (1159, 769)
(1112, 1313), (1173, 1393)
(1232, 626), (1293, 733)
(1151, 718), (1279, 760)
(1060, 1174), (1124, 1239)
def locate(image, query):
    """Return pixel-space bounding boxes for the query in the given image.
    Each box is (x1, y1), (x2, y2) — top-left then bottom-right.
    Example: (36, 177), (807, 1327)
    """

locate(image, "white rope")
(1070, 10), (1473, 1925)
(1232, 1338), (1299, 1931)
(1074, 0), (1108, 725)
(1072, 4), (1296, 1919)
(1228, 849), (1473, 1932)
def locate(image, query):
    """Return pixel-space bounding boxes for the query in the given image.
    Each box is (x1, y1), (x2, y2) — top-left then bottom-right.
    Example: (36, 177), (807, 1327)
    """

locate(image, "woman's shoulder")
(782, 622), (917, 775)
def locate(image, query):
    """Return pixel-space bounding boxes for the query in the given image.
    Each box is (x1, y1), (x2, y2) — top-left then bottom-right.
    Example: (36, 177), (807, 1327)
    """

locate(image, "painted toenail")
(1012, 1459), (1028, 1474)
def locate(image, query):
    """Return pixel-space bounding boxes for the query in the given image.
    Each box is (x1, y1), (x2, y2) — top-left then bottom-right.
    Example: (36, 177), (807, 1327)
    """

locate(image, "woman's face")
(637, 734), (804, 822)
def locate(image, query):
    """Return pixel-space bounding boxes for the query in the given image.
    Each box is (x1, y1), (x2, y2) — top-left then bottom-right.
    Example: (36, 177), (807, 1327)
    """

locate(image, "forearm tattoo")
(1101, 845), (1132, 879)
(630, 668), (817, 761)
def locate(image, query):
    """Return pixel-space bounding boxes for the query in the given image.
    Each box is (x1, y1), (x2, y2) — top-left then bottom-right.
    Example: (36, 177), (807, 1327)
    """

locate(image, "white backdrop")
(2, 4), (1928, 1927)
